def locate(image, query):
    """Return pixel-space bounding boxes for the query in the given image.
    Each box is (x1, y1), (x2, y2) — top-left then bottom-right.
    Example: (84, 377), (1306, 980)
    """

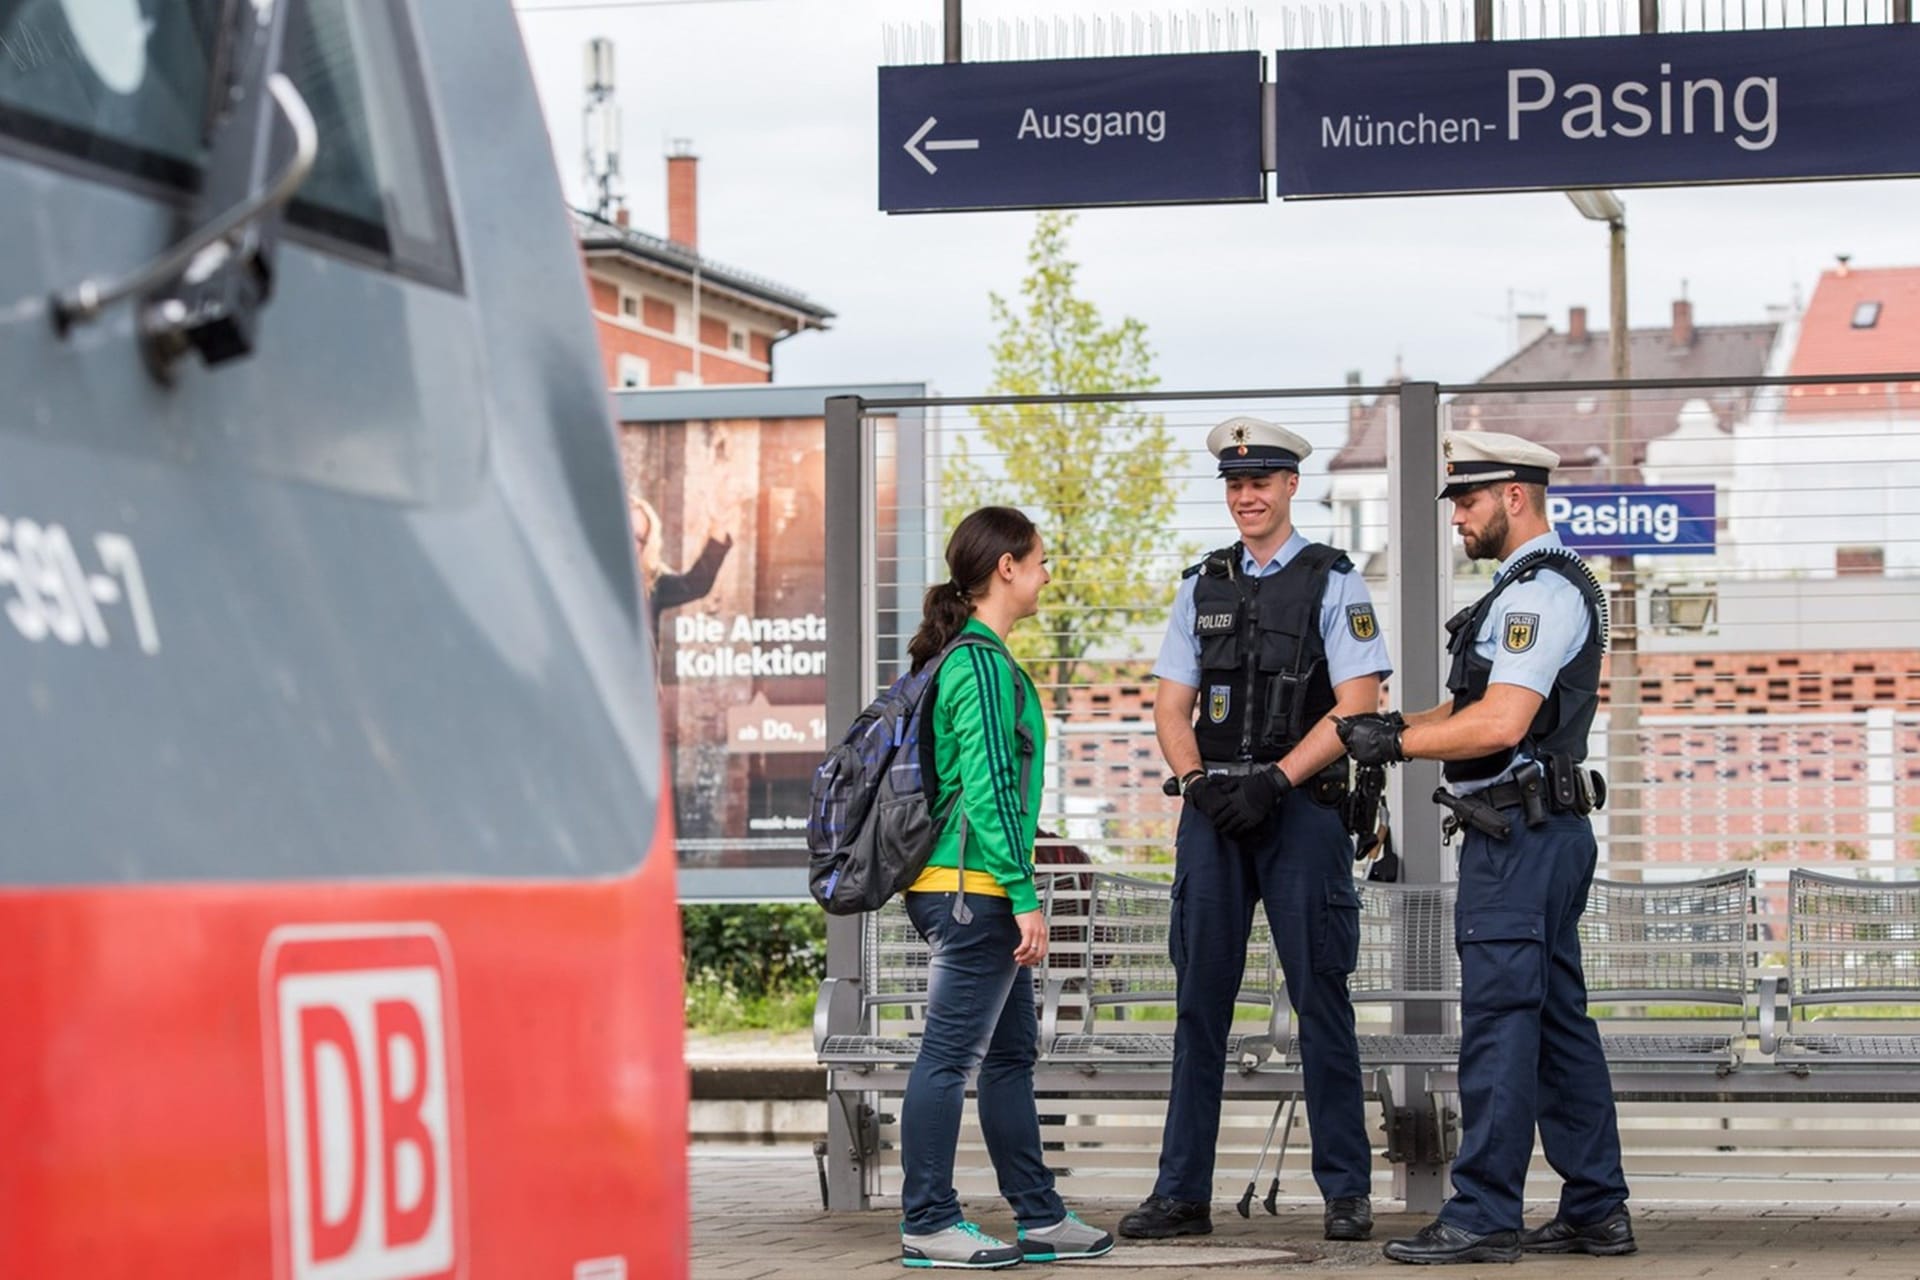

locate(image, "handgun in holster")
(1344, 761), (1387, 848)
(1433, 787), (1512, 842)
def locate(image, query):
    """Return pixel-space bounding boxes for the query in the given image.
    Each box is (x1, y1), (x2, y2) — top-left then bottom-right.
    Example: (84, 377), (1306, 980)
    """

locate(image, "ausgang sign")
(878, 52), (1264, 213)
(1273, 25), (1920, 197)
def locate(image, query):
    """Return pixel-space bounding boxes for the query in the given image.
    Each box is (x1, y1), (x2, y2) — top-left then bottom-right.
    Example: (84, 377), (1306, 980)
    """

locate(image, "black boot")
(1382, 1219), (1521, 1265)
(1519, 1206), (1636, 1256)
(1323, 1196), (1374, 1241)
(1117, 1196), (1212, 1239)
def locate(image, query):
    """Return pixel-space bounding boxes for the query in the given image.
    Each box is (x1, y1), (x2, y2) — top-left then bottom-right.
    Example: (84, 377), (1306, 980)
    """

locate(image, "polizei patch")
(1346, 603), (1377, 641)
(1503, 612), (1540, 653)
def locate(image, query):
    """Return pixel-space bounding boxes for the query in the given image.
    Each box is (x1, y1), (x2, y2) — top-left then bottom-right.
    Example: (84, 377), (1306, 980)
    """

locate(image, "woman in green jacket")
(897, 506), (1114, 1270)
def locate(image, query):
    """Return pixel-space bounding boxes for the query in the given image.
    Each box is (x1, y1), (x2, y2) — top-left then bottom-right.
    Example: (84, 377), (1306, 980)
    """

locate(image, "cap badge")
(1443, 437), (1454, 459)
(1231, 424), (1249, 445)
(1237, 445), (1249, 456)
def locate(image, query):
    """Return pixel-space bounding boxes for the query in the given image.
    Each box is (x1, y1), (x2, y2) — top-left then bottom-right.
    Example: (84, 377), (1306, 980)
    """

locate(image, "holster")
(1514, 759), (1551, 828)
(1433, 787), (1512, 842)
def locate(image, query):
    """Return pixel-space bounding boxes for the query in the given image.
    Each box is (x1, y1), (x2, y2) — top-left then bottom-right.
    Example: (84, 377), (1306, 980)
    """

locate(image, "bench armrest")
(813, 976), (863, 1056)
(1040, 975), (1084, 1047)
(1756, 975), (1783, 1055)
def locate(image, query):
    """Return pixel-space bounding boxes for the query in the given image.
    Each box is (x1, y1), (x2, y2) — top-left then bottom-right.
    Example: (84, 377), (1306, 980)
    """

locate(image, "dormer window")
(1852, 301), (1882, 328)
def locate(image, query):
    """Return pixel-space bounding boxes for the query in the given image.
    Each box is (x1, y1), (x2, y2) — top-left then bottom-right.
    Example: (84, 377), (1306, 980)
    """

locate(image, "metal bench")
(1585, 870), (1754, 1089)
(814, 895), (933, 1070)
(1759, 868), (1920, 1083)
(1423, 869), (1757, 1128)
(1040, 871), (1279, 1073)
(1251, 881), (1460, 1168)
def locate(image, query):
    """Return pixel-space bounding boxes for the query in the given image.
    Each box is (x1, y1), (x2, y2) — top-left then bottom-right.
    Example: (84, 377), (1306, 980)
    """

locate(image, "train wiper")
(49, 0), (317, 384)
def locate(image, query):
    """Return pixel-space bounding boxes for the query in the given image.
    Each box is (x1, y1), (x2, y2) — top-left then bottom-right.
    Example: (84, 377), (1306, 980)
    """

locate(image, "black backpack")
(806, 633), (1032, 916)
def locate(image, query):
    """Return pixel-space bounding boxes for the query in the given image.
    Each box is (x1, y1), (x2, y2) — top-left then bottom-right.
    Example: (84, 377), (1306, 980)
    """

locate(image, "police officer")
(1338, 430), (1634, 1265)
(1119, 415), (1390, 1245)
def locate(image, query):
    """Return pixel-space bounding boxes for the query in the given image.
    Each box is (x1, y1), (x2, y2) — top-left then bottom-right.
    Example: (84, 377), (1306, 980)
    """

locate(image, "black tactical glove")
(1217, 766), (1291, 836)
(1184, 773), (1240, 833)
(1336, 712), (1407, 767)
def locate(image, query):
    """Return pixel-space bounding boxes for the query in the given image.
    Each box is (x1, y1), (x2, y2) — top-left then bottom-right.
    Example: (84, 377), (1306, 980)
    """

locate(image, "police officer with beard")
(1339, 431), (1633, 1266)
(1119, 416), (1389, 1246)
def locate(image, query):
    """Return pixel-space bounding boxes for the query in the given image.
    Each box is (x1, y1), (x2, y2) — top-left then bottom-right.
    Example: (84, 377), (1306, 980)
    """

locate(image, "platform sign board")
(1549, 484), (1717, 555)
(1273, 26), (1920, 198)
(879, 51), (1265, 212)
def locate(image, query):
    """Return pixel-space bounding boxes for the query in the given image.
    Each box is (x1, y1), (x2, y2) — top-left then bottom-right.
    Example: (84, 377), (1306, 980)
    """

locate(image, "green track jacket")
(916, 619), (1046, 915)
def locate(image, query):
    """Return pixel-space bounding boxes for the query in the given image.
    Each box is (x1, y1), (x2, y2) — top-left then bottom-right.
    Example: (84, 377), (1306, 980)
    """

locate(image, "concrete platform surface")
(691, 1146), (1920, 1280)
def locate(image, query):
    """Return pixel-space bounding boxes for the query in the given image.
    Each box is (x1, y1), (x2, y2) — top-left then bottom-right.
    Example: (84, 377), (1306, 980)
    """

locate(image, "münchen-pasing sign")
(1548, 484), (1716, 556)
(878, 52), (1264, 212)
(1273, 25), (1920, 197)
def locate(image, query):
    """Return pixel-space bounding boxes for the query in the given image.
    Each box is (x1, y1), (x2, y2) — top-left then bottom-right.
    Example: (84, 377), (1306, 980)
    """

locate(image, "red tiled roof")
(1330, 320), (1777, 480)
(1784, 266), (1920, 416)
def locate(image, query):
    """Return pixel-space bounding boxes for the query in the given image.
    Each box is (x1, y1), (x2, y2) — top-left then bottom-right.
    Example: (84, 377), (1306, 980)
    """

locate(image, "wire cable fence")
(853, 370), (1920, 887)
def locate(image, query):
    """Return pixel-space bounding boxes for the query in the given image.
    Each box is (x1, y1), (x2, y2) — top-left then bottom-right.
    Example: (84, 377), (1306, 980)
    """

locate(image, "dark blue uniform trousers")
(1438, 812), (1630, 1235)
(1153, 791), (1371, 1203)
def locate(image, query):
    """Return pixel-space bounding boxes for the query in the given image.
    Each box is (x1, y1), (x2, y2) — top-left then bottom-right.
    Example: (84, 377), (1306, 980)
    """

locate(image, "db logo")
(263, 925), (468, 1280)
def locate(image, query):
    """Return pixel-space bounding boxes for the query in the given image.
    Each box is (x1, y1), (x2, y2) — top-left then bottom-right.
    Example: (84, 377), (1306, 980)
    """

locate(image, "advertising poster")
(620, 415), (904, 870)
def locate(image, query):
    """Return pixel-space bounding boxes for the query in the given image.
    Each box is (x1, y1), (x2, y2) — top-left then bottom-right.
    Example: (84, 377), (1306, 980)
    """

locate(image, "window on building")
(1852, 301), (1882, 329)
(620, 292), (640, 320)
(729, 325), (748, 353)
(616, 354), (650, 388)
(1836, 546), (1885, 576)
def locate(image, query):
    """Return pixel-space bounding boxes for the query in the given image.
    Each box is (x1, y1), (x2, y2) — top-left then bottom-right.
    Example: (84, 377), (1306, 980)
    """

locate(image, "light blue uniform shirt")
(1451, 530), (1594, 795)
(1153, 530), (1392, 692)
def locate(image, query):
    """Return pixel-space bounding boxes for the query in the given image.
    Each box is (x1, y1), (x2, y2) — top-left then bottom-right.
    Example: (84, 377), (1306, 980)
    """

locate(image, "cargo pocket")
(1169, 878), (1189, 971)
(1456, 909), (1547, 1014)
(1312, 877), (1362, 976)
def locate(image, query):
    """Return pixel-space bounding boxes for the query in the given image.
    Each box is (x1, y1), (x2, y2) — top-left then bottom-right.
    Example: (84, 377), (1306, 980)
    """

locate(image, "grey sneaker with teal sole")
(901, 1221), (1024, 1269)
(1019, 1212), (1115, 1262)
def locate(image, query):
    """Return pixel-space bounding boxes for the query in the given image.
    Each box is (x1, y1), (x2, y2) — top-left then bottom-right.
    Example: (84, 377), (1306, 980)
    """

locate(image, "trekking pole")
(1263, 1096), (1299, 1214)
(1236, 1095), (1291, 1218)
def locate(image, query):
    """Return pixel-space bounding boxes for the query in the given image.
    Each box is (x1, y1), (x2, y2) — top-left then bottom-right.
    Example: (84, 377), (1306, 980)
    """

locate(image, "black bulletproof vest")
(1444, 548), (1608, 783)
(1188, 542), (1352, 763)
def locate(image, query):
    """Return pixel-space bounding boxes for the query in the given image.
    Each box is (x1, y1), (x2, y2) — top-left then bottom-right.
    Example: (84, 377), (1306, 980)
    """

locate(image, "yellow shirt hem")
(906, 868), (1010, 897)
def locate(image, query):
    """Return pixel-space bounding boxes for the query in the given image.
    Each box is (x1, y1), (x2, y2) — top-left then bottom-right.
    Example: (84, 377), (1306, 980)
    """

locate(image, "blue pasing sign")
(879, 52), (1264, 213)
(1548, 485), (1716, 555)
(1273, 26), (1920, 197)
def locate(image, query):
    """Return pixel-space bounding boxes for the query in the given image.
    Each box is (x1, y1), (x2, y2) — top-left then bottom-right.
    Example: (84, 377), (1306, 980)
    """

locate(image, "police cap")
(1208, 415), (1312, 476)
(1439, 430), (1560, 499)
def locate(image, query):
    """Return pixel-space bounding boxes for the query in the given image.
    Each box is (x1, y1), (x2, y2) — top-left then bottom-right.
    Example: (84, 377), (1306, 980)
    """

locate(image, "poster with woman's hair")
(621, 415), (901, 869)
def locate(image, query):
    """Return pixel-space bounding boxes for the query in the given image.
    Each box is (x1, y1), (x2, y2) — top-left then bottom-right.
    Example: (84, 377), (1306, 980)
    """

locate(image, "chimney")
(666, 139), (698, 251)
(615, 207), (629, 228)
(1671, 298), (1694, 349)
(1568, 305), (1588, 345)
(1835, 253), (1852, 277)
(1515, 312), (1549, 350)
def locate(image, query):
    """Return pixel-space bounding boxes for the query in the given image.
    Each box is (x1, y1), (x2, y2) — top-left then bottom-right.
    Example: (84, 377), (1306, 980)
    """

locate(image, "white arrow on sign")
(904, 116), (980, 175)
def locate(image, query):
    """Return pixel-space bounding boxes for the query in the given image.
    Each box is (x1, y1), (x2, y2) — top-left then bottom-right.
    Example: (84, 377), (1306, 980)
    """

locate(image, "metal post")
(1389, 380), (1449, 1214)
(945, 0), (963, 61)
(1897, 0), (1913, 23)
(823, 394), (869, 1210)
(1639, 0), (1660, 31)
(1474, 0), (1493, 38)
(1606, 219), (1643, 879)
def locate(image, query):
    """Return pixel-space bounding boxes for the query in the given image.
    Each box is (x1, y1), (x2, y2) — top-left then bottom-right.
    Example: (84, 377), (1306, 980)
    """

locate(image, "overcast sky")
(512, 0), (1919, 460)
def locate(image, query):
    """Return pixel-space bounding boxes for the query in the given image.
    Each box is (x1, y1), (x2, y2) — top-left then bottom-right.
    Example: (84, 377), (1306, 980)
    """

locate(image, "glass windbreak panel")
(0, 0), (457, 283)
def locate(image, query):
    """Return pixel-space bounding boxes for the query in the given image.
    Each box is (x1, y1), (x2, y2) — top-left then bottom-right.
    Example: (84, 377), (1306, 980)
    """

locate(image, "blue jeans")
(1439, 813), (1629, 1235)
(899, 891), (1066, 1235)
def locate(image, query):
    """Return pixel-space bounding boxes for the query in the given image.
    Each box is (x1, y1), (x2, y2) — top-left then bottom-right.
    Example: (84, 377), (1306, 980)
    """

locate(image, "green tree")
(947, 211), (1183, 712)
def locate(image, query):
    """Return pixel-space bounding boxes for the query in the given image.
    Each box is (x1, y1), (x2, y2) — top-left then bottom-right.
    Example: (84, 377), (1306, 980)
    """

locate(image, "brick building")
(576, 145), (833, 389)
